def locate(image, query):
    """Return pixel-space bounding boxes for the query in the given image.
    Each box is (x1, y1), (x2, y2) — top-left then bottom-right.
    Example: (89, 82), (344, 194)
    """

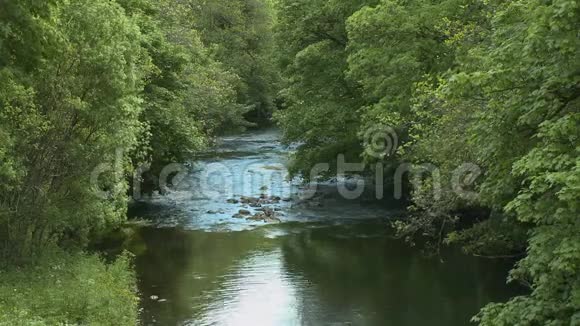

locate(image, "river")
(127, 129), (519, 326)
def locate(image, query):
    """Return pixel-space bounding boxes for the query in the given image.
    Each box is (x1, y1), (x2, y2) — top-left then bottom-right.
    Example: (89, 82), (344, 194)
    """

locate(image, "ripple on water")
(132, 129), (522, 326)
(129, 128), (401, 232)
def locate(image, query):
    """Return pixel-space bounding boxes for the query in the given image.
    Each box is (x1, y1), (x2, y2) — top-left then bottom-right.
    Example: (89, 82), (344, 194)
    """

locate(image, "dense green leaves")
(0, 0), (578, 323)
(0, 249), (138, 325)
(273, 0), (579, 324)
(1, 0), (276, 323)
(273, 0), (374, 177)
(0, 0), (145, 258)
(466, 0), (580, 323)
(172, 0), (279, 123)
(123, 0), (252, 185)
(0, 0), (274, 259)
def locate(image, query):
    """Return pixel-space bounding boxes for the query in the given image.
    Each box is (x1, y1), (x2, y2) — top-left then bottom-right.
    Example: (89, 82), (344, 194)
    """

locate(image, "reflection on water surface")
(129, 129), (519, 326)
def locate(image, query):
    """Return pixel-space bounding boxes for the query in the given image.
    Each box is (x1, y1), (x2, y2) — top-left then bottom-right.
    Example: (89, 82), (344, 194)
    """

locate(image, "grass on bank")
(0, 249), (138, 326)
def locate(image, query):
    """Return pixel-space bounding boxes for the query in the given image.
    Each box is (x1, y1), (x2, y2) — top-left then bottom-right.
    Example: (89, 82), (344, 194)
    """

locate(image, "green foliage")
(0, 0), (278, 323)
(0, 250), (138, 326)
(0, 0), (145, 259)
(153, 0), (255, 134)
(446, 217), (529, 258)
(0, 0), (272, 257)
(347, 0), (454, 129)
(273, 0), (374, 177)
(120, 0), (258, 187)
(0, 0), (577, 323)
(463, 0), (580, 323)
(273, 0), (579, 324)
(0, 0), (59, 70)
(166, 0), (280, 123)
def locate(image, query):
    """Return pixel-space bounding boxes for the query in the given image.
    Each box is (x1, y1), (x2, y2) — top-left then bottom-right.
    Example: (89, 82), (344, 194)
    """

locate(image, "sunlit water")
(128, 129), (520, 326)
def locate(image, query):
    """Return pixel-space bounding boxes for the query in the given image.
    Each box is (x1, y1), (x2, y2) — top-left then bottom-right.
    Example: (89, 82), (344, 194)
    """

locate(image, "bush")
(0, 249), (138, 326)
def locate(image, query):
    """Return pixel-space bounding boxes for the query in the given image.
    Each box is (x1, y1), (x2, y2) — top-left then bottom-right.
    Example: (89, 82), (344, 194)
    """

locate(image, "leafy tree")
(453, 1), (580, 323)
(168, 0), (279, 123)
(273, 0), (579, 324)
(0, 0), (279, 323)
(0, 0), (146, 259)
(274, 0), (376, 178)
(347, 0), (456, 133)
(116, 0), (252, 192)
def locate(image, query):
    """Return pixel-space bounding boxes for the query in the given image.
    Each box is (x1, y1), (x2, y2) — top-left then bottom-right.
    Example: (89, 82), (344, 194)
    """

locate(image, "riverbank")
(0, 249), (138, 325)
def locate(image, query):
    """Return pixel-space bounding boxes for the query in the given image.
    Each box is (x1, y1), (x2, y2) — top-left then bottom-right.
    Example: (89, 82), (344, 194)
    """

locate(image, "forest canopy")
(274, 0), (579, 324)
(0, 0), (578, 324)
(0, 0), (277, 323)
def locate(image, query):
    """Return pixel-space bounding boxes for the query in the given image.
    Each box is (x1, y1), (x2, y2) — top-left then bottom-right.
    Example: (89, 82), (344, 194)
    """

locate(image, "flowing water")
(128, 129), (520, 326)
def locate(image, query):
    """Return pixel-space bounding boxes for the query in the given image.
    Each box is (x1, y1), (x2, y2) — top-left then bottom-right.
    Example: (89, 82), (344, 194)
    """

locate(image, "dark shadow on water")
(132, 222), (522, 326)
(279, 224), (521, 326)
